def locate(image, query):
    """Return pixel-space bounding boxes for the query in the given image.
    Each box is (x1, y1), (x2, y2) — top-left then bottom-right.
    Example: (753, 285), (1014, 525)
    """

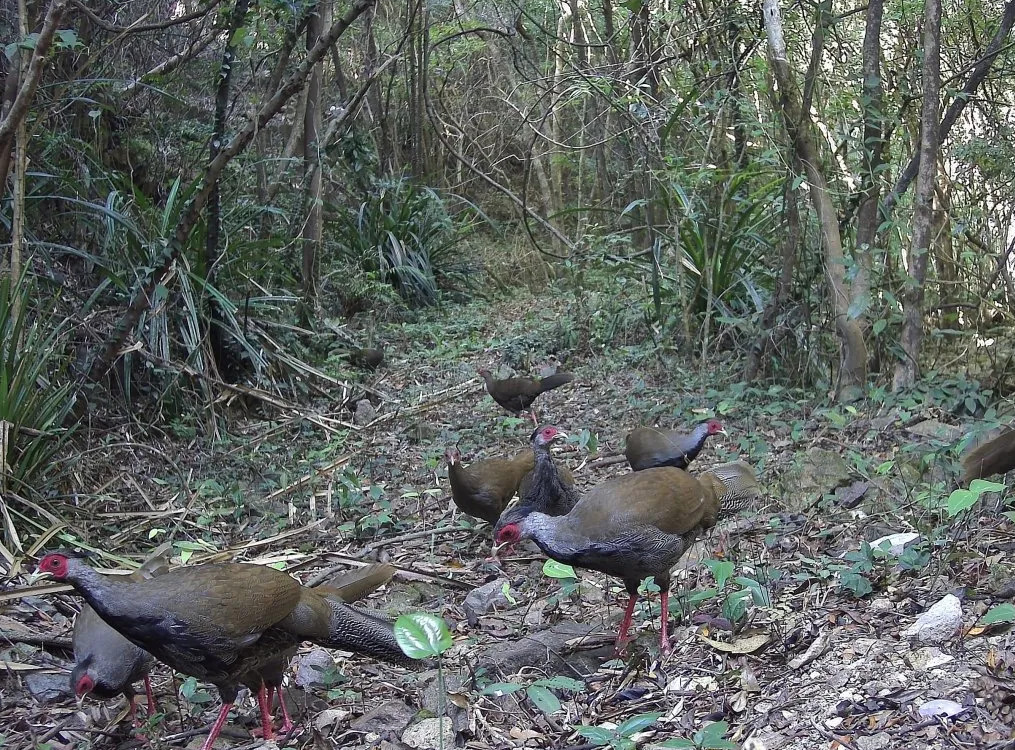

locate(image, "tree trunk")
(852, 0), (884, 324)
(881, 0), (1015, 223)
(0, 0), (66, 191)
(301, 0), (325, 323)
(893, 0), (941, 391)
(205, 0), (252, 378)
(762, 0), (867, 401)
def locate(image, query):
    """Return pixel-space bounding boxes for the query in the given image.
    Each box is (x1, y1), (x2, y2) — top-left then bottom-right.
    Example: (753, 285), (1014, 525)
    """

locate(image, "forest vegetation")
(1, 0), (1015, 748)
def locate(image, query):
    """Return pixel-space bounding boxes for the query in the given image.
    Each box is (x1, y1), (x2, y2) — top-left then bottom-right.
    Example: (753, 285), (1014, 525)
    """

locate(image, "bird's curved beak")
(27, 569), (49, 585)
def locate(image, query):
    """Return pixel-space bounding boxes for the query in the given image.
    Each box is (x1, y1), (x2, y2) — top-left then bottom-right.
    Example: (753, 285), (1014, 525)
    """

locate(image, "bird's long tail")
(315, 563), (395, 603)
(701, 461), (760, 519)
(962, 428), (1015, 483)
(537, 372), (574, 394)
(322, 600), (417, 668)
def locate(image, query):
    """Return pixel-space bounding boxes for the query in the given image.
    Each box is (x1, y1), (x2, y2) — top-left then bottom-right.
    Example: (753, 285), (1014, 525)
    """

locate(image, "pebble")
(857, 731), (891, 750)
(464, 578), (515, 619)
(906, 646), (954, 671)
(402, 717), (454, 750)
(354, 399), (376, 425)
(902, 594), (962, 643)
(294, 649), (337, 687)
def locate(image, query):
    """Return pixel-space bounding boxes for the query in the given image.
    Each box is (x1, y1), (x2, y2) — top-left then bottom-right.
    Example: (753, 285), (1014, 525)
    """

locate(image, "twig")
(810, 716), (859, 750)
(361, 526), (470, 553)
(789, 627), (834, 670)
(0, 630), (71, 649)
(586, 453), (626, 469)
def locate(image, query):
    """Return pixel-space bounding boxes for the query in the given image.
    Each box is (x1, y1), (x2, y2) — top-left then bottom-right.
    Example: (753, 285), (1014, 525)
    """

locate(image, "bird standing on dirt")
(493, 425), (579, 551)
(70, 554), (169, 725)
(446, 446), (535, 524)
(239, 562), (397, 737)
(37, 554), (411, 750)
(477, 367), (574, 425)
(625, 419), (726, 471)
(494, 461), (759, 653)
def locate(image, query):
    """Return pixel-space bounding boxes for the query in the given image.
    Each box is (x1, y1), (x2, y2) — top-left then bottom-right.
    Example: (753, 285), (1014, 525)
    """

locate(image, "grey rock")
(905, 646), (954, 671)
(420, 671), (468, 735)
(354, 399), (377, 425)
(857, 732), (891, 750)
(294, 649), (337, 687)
(25, 672), (73, 703)
(351, 699), (416, 734)
(779, 447), (852, 510)
(917, 699), (965, 718)
(902, 594), (962, 643)
(402, 718), (454, 750)
(464, 578), (515, 620)
(907, 419), (963, 442)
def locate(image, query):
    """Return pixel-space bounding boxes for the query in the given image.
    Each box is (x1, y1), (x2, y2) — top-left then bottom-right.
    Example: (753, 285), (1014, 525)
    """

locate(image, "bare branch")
(0, 0), (68, 155)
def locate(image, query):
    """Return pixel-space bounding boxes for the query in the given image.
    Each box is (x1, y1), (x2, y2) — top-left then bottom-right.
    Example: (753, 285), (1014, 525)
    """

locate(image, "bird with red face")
(493, 460), (759, 653)
(70, 555), (167, 727)
(624, 419), (726, 472)
(491, 425), (580, 558)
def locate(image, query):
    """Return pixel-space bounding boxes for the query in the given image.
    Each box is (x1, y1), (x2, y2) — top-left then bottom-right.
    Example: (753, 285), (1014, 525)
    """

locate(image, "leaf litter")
(1, 292), (1013, 749)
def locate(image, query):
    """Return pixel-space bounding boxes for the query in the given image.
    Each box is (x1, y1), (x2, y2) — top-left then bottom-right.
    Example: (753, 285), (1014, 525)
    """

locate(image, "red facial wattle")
(75, 674), (95, 697)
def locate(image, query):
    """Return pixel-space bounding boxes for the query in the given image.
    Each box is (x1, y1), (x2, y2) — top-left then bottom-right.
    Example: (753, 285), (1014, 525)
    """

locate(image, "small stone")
(869, 532), (921, 555)
(354, 399), (376, 425)
(315, 708), (351, 731)
(906, 646), (954, 671)
(902, 594), (963, 643)
(907, 419), (963, 442)
(25, 672), (72, 703)
(464, 578), (516, 620)
(402, 717), (454, 750)
(351, 700), (415, 734)
(294, 649), (337, 687)
(857, 732), (891, 750)
(917, 699), (965, 718)
(870, 598), (893, 612)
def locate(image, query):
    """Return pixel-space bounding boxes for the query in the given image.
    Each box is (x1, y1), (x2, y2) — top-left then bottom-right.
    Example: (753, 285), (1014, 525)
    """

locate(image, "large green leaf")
(394, 613), (452, 659)
(981, 603), (1015, 626)
(543, 559), (577, 579)
(526, 684), (561, 714)
(616, 712), (662, 736)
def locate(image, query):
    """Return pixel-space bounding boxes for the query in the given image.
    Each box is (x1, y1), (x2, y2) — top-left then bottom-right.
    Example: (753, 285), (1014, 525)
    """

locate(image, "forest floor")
(4, 288), (1015, 750)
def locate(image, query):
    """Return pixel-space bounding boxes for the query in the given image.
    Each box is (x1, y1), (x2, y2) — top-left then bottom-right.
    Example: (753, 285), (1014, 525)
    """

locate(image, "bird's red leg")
(144, 675), (156, 716)
(659, 588), (671, 654)
(615, 594), (639, 653)
(529, 409), (539, 426)
(251, 684), (275, 740)
(128, 694), (139, 726)
(198, 703), (233, 750)
(277, 688), (295, 735)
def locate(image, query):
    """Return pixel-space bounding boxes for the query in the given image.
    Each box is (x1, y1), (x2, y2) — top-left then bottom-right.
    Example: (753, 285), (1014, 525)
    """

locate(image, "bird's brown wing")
(489, 377), (540, 412)
(573, 467), (708, 537)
